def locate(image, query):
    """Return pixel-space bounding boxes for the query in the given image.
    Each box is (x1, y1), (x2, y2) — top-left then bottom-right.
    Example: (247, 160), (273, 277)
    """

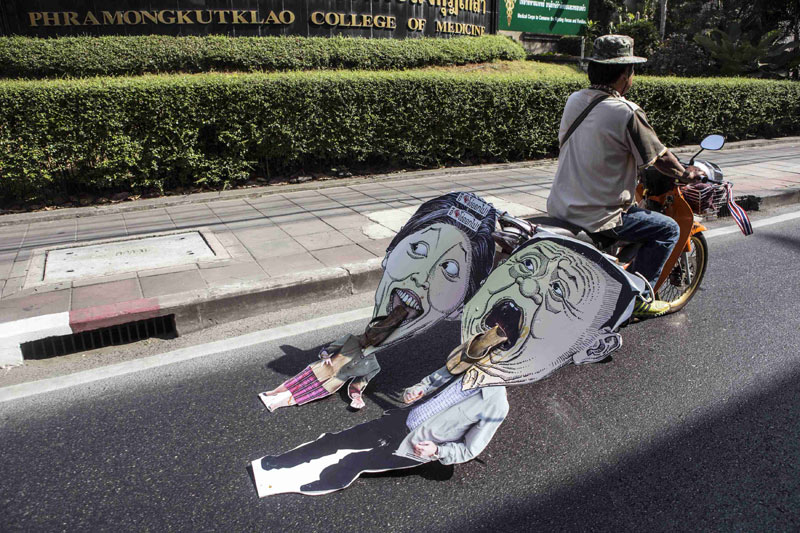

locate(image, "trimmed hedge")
(0, 35), (525, 78)
(1, 69), (798, 203)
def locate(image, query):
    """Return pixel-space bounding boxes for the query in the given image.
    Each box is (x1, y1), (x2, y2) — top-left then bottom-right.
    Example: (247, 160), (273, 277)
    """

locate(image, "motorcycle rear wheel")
(657, 233), (708, 313)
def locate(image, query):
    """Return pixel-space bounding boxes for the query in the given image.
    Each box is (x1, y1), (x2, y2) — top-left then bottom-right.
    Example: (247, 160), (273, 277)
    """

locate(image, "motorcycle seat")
(527, 216), (618, 250)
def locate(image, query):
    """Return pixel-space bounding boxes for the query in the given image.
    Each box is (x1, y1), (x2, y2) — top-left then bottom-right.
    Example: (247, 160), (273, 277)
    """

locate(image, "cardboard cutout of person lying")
(259, 192), (497, 411)
(251, 367), (507, 497)
(249, 233), (644, 497)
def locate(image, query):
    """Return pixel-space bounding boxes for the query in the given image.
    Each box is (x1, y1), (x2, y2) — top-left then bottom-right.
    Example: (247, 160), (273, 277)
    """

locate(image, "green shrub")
(1, 68), (797, 203)
(0, 35), (525, 79)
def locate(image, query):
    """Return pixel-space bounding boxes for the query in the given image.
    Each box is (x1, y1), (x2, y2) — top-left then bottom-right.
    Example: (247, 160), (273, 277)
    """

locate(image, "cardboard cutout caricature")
(248, 232), (644, 498)
(260, 193), (497, 411)
(447, 231), (646, 390)
(251, 367), (508, 497)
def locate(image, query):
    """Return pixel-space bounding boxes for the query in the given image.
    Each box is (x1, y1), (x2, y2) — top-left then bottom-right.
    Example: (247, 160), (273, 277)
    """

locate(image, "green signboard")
(500, 0), (587, 35)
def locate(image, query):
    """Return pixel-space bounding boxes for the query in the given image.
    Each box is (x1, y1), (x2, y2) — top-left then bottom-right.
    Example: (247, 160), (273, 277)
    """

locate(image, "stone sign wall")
(0, 0), (498, 39)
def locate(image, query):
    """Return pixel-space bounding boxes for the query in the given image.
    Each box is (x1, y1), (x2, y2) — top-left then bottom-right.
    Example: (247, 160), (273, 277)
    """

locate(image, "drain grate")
(21, 315), (177, 360)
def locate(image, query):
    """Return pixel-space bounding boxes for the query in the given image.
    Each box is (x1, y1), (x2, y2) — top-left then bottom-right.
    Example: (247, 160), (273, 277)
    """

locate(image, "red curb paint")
(69, 298), (161, 333)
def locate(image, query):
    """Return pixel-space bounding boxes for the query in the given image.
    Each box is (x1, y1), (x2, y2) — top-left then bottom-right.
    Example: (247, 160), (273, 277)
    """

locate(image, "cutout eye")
(522, 258), (537, 272)
(408, 241), (428, 258)
(550, 281), (565, 300)
(441, 260), (460, 280)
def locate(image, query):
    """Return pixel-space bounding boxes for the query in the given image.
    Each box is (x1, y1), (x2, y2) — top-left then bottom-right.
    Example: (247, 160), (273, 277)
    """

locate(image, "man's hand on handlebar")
(653, 150), (706, 184)
(680, 165), (707, 183)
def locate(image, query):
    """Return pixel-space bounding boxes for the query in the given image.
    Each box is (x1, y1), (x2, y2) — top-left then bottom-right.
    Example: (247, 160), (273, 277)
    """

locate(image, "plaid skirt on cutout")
(284, 365), (331, 405)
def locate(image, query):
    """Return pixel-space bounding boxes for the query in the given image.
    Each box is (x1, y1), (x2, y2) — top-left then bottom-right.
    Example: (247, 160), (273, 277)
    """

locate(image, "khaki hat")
(589, 34), (647, 64)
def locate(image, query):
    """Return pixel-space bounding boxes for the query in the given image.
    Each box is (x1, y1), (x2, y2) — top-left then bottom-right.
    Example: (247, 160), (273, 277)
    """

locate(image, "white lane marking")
(0, 307), (374, 403)
(704, 209), (800, 239)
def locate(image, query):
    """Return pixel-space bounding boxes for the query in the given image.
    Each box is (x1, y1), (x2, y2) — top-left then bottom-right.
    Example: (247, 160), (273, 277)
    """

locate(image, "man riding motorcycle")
(547, 34), (706, 318)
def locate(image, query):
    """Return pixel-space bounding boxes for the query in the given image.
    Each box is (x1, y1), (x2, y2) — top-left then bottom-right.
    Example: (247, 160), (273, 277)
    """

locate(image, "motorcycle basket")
(681, 182), (727, 216)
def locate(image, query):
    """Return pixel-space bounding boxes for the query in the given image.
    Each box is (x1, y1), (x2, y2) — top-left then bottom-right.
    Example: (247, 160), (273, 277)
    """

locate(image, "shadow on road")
(447, 368), (800, 531)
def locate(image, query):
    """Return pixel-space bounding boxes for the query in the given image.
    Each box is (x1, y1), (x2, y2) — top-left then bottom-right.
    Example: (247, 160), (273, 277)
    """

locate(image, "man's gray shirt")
(547, 88), (667, 232)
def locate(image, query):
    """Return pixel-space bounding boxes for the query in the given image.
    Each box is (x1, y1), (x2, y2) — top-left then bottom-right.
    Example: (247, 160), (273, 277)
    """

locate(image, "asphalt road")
(2, 213), (800, 532)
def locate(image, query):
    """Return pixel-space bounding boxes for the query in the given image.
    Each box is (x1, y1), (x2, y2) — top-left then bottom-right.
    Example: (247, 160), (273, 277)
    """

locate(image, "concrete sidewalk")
(1, 138), (799, 366)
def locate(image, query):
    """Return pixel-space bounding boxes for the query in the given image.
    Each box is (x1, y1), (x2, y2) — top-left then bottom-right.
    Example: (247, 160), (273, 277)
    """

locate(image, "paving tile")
(124, 212), (175, 236)
(224, 216), (274, 231)
(278, 219), (334, 237)
(138, 263), (199, 278)
(0, 230), (26, 253)
(0, 288), (71, 321)
(219, 243), (253, 261)
(139, 270), (207, 298)
(343, 201), (391, 214)
(14, 280), (72, 298)
(0, 252), (16, 280)
(24, 225), (76, 248)
(9, 257), (30, 279)
(283, 190), (322, 200)
(75, 218), (128, 242)
(267, 207), (320, 221)
(338, 227), (375, 244)
(294, 230), (353, 251)
(166, 205), (221, 229)
(357, 237), (393, 257)
(248, 200), (304, 218)
(243, 237), (307, 259)
(322, 213), (372, 230)
(208, 199), (251, 211)
(0, 276), (24, 299)
(500, 192), (549, 213)
(288, 197), (344, 211)
(200, 262), (269, 288)
(213, 231), (243, 247)
(71, 278), (143, 310)
(233, 226), (291, 246)
(257, 252), (326, 277)
(312, 244), (377, 267)
(72, 271), (139, 288)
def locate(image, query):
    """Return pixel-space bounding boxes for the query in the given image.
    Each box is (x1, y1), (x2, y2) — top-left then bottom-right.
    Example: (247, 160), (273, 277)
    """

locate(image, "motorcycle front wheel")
(657, 233), (708, 313)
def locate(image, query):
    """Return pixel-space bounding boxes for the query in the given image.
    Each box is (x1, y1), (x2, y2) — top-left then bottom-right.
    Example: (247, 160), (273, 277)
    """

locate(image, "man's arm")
(653, 150), (706, 183)
(402, 366), (452, 404)
(417, 393), (509, 465)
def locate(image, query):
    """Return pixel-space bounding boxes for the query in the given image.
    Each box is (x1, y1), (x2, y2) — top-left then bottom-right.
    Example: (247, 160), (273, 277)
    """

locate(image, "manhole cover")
(43, 232), (217, 282)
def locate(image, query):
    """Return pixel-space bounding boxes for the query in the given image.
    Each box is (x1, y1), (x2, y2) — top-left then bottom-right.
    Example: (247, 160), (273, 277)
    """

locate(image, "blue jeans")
(605, 206), (680, 287)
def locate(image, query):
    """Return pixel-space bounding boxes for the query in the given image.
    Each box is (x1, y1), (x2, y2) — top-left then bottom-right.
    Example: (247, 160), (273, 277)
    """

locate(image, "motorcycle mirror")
(690, 134), (726, 164)
(700, 134), (725, 151)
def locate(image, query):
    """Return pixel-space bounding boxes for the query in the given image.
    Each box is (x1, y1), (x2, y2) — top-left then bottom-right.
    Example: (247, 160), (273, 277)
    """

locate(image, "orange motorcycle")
(495, 134), (738, 314)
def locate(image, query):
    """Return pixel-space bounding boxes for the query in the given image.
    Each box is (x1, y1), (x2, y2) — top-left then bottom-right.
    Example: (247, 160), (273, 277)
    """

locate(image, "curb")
(0, 259), (384, 367)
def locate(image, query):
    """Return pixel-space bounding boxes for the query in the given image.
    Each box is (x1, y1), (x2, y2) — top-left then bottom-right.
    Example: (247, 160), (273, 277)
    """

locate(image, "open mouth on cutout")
(483, 299), (523, 350)
(388, 288), (423, 325)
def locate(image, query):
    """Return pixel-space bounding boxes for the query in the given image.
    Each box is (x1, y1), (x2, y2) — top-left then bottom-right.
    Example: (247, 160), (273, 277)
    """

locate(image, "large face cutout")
(369, 192), (497, 350)
(459, 236), (635, 389)
(374, 223), (472, 347)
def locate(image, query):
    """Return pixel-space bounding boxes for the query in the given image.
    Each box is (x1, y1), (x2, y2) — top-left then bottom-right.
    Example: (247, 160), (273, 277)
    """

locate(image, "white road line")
(3, 208), (799, 403)
(0, 307), (373, 403)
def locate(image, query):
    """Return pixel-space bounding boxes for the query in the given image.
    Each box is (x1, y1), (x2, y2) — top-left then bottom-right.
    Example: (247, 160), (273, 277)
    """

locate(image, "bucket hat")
(589, 34), (647, 64)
